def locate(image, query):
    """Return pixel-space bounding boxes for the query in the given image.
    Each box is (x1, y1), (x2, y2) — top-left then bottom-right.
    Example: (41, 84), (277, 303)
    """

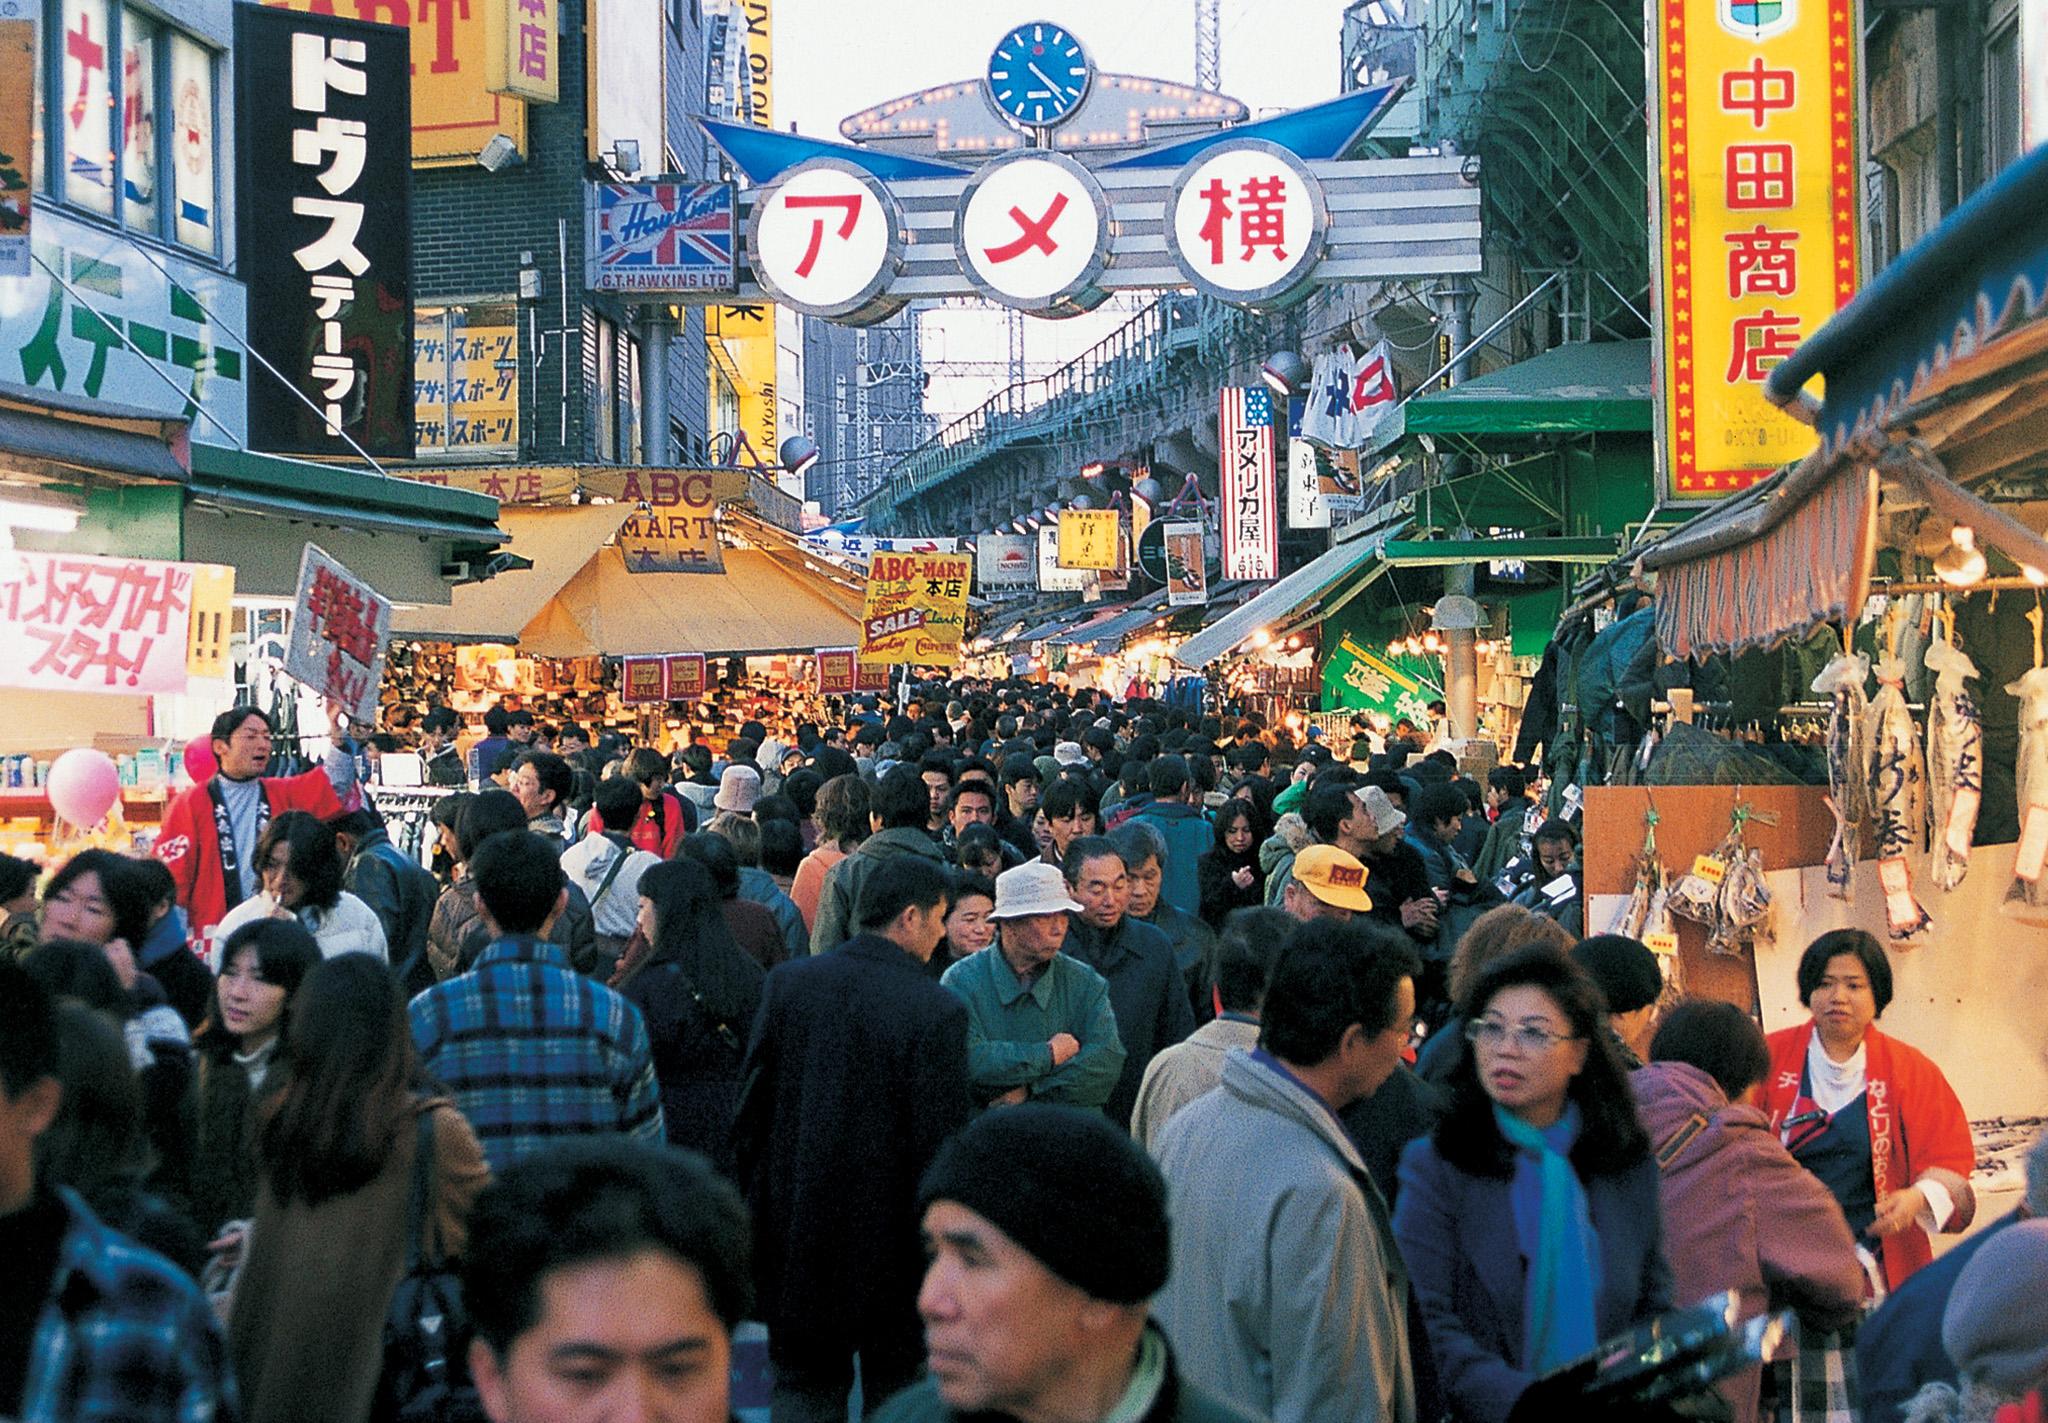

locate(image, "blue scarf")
(1494, 1101), (1600, 1371)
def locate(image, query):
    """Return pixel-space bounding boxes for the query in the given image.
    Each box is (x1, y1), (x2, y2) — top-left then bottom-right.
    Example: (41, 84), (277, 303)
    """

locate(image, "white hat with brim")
(991, 861), (1085, 919)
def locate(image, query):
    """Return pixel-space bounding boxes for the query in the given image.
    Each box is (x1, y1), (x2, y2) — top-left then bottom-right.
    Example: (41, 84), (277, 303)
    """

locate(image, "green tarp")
(1381, 339), (1653, 442)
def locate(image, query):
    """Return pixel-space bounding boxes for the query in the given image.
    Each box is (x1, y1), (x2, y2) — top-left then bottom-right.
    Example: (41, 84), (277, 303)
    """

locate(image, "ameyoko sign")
(747, 160), (905, 322)
(957, 152), (1110, 317)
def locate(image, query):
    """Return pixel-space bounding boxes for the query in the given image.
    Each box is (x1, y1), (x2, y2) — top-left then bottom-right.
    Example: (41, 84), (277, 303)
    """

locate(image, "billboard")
(587, 181), (739, 293)
(414, 303), (518, 456)
(976, 532), (1035, 589)
(859, 552), (971, 667)
(1219, 386), (1278, 581)
(236, 4), (413, 458)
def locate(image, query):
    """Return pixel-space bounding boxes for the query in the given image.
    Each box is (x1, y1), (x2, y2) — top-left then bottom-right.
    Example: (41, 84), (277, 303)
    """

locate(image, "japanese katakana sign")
(1653, 0), (1858, 498)
(957, 151), (1110, 316)
(1057, 510), (1121, 570)
(1219, 386), (1278, 581)
(485, 0), (557, 105)
(284, 545), (392, 724)
(815, 647), (856, 694)
(587, 182), (738, 293)
(0, 553), (219, 695)
(414, 303), (519, 455)
(858, 552), (973, 667)
(0, 21), (30, 278)
(237, 5), (413, 457)
(1168, 139), (1328, 309)
(749, 160), (905, 321)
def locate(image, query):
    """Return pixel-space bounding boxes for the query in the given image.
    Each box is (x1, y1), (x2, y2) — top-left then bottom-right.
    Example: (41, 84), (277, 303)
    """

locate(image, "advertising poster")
(284, 545), (392, 724)
(414, 304), (519, 456)
(858, 552), (971, 667)
(0, 553), (220, 695)
(1163, 522), (1208, 607)
(975, 532), (1035, 590)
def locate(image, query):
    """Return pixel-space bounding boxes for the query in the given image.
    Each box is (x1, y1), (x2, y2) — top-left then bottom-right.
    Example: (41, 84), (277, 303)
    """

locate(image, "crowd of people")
(2, 679), (2042, 1423)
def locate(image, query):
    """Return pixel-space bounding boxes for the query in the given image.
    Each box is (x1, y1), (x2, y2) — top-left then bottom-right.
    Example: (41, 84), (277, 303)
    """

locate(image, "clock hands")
(1026, 59), (1071, 100)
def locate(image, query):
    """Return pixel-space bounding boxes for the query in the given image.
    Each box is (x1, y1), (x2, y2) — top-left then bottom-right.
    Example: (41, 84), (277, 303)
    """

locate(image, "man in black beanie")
(1571, 933), (1665, 1068)
(870, 1104), (1257, 1423)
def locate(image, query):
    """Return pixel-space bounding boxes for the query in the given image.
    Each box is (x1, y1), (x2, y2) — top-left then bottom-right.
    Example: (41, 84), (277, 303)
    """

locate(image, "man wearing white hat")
(940, 862), (1126, 1112)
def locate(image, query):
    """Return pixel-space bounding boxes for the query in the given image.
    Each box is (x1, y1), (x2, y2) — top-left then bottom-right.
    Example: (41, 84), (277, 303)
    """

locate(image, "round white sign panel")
(1167, 141), (1327, 305)
(959, 153), (1107, 312)
(751, 162), (899, 316)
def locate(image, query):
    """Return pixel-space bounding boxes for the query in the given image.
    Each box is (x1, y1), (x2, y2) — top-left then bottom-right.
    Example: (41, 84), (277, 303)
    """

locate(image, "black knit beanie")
(918, 1104), (1170, 1305)
(1572, 934), (1665, 1015)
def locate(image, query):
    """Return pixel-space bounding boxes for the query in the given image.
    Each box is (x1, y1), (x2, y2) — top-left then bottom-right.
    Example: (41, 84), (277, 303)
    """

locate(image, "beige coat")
(228, 1097), (490, 1423)
(1130, 1017), (1260, 1154)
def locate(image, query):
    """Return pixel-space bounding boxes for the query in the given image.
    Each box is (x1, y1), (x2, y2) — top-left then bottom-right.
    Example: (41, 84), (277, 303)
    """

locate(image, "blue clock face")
(986, 24), (1091, 128)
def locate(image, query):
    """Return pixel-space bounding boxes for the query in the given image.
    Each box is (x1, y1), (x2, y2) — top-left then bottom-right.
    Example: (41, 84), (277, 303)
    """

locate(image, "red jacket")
(1763, 1022), (1976, 1291)
(156, 769), (345, 947)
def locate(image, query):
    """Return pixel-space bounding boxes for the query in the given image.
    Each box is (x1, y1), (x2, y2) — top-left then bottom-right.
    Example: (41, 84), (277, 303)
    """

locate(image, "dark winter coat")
(1063, 914), (1197, 1129)
(619, 950), (765, 1179)
(345, 827), (440, 993)
(809, 827), (948, 955)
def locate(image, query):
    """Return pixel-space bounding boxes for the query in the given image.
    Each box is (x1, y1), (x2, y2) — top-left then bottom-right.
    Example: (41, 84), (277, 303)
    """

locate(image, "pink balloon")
(48, 748), (122, 828)
(182, 738), (218, 784)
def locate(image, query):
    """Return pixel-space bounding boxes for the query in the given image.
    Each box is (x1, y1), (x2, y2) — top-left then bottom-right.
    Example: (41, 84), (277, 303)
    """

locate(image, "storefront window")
(120, 7), (157, 232)
(167, 32), (215, 253)
(61, 0), (116, 216)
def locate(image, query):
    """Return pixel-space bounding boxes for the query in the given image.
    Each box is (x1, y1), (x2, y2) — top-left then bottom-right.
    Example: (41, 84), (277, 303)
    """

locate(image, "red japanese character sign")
(283, 544), (391, 725)
(957, 151), (1109, 315)
(1167, 139), (1328, 307)
(0, 553), (204, 695)
(748, 159), (905, 321)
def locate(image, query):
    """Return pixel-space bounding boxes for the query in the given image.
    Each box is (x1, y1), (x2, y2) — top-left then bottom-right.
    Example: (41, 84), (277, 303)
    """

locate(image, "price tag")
(2016, 805), (2048, 883)
(1877, 855), (1924, 932)
(1688, 854), (1728, 886)
(1562, 784), (1583, 819)
(1643, 931), (1680, 957)
(1943, 787), (1980, 859)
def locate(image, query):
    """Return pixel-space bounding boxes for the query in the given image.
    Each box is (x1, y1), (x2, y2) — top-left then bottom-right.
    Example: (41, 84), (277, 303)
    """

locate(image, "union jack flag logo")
(588, 182), (737, 292)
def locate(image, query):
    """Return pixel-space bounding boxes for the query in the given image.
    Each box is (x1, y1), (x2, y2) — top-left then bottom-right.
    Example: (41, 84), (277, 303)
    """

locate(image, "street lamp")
(1260, 350), (1310, 398)
(779, 436), (820, 478)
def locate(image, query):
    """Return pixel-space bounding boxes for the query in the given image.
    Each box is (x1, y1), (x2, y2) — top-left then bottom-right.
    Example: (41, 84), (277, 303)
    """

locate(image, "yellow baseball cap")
(1293, 844), (1374, 912)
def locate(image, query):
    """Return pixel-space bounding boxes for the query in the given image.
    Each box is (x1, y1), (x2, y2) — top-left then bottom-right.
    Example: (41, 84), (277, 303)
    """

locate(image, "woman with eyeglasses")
(1393, 944), (1672, 1423)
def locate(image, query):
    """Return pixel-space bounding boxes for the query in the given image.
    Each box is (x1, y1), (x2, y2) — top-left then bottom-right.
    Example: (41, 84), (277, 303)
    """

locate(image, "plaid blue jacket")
(409, 936), (665, 1171)
(20, 1187), (238, 1423)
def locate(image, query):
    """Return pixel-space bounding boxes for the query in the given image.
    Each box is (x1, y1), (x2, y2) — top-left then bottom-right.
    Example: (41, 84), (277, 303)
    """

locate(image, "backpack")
(375, 1108), (487, 1423)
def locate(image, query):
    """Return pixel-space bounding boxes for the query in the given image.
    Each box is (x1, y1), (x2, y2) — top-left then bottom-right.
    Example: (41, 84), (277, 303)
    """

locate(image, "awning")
(1065, 593), (1177, 652)
(1015, 602), (1113, 645)
(0, 398), (190, 482)
(1646, 146), (2048, 658)
(188, 443), (503, 542)
(393, 505), (631, 643)
(1172, 518), (1408, 667)
(1374, 340), (1654, 449)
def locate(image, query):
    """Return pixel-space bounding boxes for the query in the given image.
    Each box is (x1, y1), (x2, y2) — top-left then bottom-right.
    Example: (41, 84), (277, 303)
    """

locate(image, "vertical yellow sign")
(186, 565), (237, 679)
(486, 0), (559, 104)
(1653, 0), (1859, 498)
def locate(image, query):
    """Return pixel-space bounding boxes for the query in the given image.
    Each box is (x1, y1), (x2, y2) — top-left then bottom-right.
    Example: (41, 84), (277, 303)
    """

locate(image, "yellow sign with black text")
(859, 553), (971, 667)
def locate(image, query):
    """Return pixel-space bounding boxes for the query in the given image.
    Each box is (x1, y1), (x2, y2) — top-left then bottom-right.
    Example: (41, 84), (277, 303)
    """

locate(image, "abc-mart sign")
(710, 144), (1478, 324)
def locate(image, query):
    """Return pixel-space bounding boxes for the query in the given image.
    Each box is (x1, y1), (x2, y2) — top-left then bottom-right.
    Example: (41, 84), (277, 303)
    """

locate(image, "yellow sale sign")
(859, 553), (971, 667)
(1652, 0), (1859, 498)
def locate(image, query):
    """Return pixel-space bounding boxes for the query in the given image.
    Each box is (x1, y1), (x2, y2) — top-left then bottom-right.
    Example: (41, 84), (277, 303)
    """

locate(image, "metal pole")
(1434, 278), (1481, 742)
(642, 311), (671, 464)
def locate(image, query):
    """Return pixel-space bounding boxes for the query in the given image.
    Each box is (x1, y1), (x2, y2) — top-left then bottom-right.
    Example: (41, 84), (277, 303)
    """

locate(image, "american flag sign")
(587, 181), (738, 293)
(1219, 386), (1278, 581)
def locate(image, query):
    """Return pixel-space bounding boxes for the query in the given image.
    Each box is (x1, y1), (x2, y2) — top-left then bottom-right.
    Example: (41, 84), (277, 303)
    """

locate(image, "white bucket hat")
(990, 862), (1085, 919)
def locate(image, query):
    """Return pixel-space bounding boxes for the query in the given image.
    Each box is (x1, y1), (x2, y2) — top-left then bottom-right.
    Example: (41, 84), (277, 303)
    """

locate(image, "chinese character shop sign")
(587, 181), (737, 293)
(859, 553), (972, 668)
(486, 0), (558, 104)
(0, 554), (212, 695)
(1168, 140), (1329, 309)
(748, 159), (907, 322)
(284, 545), (392, 724)
(1219, 386), (1278, 581)
(236, 5), (413, 458)
(957, 152), (1110, 317)
(1653, 0), (1858, 498)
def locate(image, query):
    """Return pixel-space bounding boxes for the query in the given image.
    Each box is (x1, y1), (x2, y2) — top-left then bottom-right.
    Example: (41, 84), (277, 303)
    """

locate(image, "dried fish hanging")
(1608, 809), (1686, 1008)
(1866, 655), (1933, 940)
(1669, 803), (1772, 957)
(2004, 603), (2048, 924)
(1924, 612), (1982, 893)
(1812, 651), (1872, 900)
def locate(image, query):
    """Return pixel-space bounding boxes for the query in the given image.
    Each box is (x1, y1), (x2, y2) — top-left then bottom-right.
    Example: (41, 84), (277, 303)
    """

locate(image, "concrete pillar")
(641, 311), (671, 464)
(1444, 559), (1478, 741)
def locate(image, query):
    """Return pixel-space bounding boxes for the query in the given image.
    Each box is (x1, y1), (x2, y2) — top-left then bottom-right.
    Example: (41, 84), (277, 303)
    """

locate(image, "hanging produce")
(1865, 656), (1932, 940)
(2003, 665), (2048, 925)
(1811, 652), (1871, 900)
(1923, 634), (1982, 893)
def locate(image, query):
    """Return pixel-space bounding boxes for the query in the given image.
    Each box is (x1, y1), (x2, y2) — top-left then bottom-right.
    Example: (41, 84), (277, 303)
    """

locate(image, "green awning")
(1380, 339), (1653, 444)
(1380, 536), (1621, 566)
(187, 443), (503, 541)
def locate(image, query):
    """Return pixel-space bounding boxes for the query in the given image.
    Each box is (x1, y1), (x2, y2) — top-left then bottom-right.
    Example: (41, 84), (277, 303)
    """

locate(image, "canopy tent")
(1642, 145), (2048, 660)
(1171, 514), (1410, 667)
(392, 504), (864, 656)
(1047, 592), (1171, 650)
(1371, 339), (1654, 448)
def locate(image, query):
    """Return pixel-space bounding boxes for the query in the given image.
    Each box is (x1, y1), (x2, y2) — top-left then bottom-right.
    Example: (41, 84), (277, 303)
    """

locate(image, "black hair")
(1434, 944), (1652, 1179)
(39, 999), (153, 1192)
(855, 854), (954, 931)
(0, 958), (59, 1095)
(1650, 1000), (1772, 1100)
(483, 706), (511, 736)
(947, 780), (996, 814)
(43, 849), (155, 948)
(758, 817), (804, 879)
(594, 774), (645, 833)
(1149, 755), (1190, 798)
(1304, 783), (1360, 843)
(780, 770), (823, 820)
(254, 811), (345, 912)
(1213, 906), (1292, 1014)
(469, 831), (568, 935)
(1061, 835), (1122, 888)
(1040, 777), (1092, 823)
(506, 709), (536, 728)
(953, 823), (1007, 874)
(948, 871), (997, 909)
(210, 705), (271, 746)
(678, 832), (741, 899)
(1488, 766), (1528, 798)
(919, 750), (955, 780)
(1412, 783), (1468, 830)
(21, 939), (130, 1017)
(1532, 817), (1580, 849)
(1796, 928), (1893, 1015)
(514, 750), (575, 813)
(871, 764), (932, 831)
(624, 747), (670, 788)
(0, 851), (41, 905)
(1260, 920), (1421, 1065)
(421, 706), (461, 735)
(457, 789), (530, 861)
(753, 793), (801, 826)
(816, 774), (871, 849)
(463, 1140), (753, 1356)
(1213, 797), (1264, 849)
(624, 860), (763, 1024)
(429, 792), (474, 833)
(1000, 754), (1041, 785)
(328, 807), (386, 841)
(204, 918), (323, 1042)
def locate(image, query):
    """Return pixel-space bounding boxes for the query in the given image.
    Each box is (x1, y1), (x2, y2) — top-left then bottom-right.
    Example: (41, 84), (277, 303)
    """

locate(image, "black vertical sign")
(235, 5), (412, 458)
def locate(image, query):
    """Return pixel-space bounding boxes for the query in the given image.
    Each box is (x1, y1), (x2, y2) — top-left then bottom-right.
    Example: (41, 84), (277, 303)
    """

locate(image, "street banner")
(485, 0), (559, 104)
(0, 553), (220, 696)
(236, 5), (413, 458)
(1299, 342), (1399, 450)
(1287, 394), (1329, 529)
(0, 21), (29, 278)
(1163, 522), (1208, 607)
(858, 552), (972, 667)
(665, 653), (706, 699)
(615, 467), (728, 573)
(1057, 510), (1120, 570)
(815, 648), (856, 694)
(586, 181), (738, 294)
(854, 659), (890, 692)
(1219, 386), (1278, 581)
(284, 545), (392, 724)
(620, 656), (666, 703)
(976, 533), (1035, 589)
(1037, 526), (1089, 592)
(1652, 0), (1858, 498)
(1322, 634), (1438, 722)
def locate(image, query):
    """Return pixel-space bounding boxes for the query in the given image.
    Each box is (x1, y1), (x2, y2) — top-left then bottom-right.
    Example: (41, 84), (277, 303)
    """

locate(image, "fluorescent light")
(0, 498), (82, 533)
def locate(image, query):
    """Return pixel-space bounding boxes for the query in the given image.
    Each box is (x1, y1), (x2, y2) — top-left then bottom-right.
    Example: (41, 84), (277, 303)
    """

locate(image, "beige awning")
(531, 546), (862, 657)
(391, 504), (628, 643)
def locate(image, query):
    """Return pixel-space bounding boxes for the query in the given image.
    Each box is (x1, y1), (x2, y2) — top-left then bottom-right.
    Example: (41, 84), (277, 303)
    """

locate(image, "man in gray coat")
(811, 765), (947, 954)
(1153, 918), (1422, 1423)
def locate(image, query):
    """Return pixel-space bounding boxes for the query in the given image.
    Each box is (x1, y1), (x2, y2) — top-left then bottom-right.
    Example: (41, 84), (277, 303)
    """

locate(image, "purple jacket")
(1629, 1061), (1865, 1423)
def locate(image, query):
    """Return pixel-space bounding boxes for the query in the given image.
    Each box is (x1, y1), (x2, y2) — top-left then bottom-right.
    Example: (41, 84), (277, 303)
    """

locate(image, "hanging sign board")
(976, 532), (1035, 589)
(1299, 341), (1399, 450)
(1057, 510), (1121, 570)
(284, 544), (392, 724)
(1163, 522), (1208, 607)
(858, 552), (971, 667)
(665, 653), (706, 699)
(586, 181), (738, 293)
(1037, 525), (1089, 592)
(620, 657), (667, 703)
(1219, 385), (1278, 581)
(815, 647), (856, 694)
(854, 659), (890, 692)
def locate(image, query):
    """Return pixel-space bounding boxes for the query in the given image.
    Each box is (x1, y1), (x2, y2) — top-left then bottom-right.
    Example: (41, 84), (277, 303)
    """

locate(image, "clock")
(985, 23), (1092, 130)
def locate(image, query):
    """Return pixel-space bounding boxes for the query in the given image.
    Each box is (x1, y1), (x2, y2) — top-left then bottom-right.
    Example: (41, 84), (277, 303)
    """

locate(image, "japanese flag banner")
(283, 545), (392, 726)
(1219, 386), (1278, 581)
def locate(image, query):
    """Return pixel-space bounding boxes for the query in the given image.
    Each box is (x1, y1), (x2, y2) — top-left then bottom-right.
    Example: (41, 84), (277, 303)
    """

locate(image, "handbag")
(375, 1107), (487, 1423)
